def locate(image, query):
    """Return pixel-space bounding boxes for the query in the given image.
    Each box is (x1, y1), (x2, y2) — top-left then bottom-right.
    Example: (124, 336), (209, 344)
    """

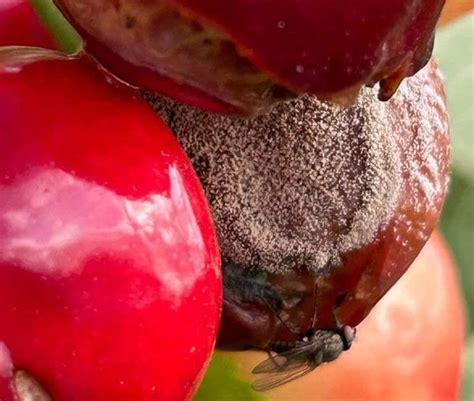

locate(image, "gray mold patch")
(147, 91), (402, 273)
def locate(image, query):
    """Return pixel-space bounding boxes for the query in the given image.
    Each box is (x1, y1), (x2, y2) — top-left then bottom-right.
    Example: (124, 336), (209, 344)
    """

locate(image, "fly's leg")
(223, 261), (284, 310)
(223, 261), (302, 337)
(267, 350), (285, 370)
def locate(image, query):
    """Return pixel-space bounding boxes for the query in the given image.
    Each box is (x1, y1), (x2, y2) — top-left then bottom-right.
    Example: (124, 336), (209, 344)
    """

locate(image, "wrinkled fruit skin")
(219, 232), (465, 401)
(150, 59), (450, 350)
(0, 7), (222, 399)
(53, 0), (445, 115)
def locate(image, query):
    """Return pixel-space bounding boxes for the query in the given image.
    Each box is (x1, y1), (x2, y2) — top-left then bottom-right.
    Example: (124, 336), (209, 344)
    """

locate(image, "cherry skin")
(53, 0), (444, 115)
(0, 0), (55, 48)
(0, 5), (221, 400)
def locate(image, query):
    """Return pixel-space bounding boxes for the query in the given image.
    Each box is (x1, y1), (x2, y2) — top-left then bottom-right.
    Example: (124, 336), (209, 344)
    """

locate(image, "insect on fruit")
(252, 325), (356, 391)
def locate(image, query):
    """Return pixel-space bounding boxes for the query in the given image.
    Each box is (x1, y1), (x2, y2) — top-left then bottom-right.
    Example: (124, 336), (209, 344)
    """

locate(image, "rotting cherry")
(148, 58), (450, 351)
(52, 0), (445, 115)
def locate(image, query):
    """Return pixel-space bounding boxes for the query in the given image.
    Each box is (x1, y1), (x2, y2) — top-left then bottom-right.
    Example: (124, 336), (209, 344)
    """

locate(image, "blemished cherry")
(53, 0), (445, 115)
(149, 58), (450, 350)
(0, 4), (222, 400)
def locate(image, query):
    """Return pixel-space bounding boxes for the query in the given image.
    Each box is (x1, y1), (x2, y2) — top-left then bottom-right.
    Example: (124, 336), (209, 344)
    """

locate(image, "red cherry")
(0, 0), (55, 48)
(53, 0), (444, 114)
(0, 5), (222, 400)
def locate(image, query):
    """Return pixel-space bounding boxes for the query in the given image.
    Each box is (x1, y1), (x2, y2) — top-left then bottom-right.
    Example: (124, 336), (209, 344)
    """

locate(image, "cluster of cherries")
(0, 1), (465, 401)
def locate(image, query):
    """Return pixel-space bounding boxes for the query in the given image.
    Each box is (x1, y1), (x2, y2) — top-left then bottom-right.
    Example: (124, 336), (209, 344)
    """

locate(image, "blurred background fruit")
(440, 0), (473, 24)
(435, 9), (474, 401)
(196, 231), (465, 401)
(0, 0), (54, 47)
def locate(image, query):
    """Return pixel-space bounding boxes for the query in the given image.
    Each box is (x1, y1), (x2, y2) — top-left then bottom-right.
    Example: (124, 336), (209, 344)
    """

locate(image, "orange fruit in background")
(199, 231), (466, 401)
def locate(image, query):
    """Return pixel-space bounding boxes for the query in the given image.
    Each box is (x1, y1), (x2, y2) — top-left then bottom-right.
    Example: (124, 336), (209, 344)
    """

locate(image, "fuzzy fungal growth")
(147, 60), (450, 351)
(148, 90), (403, 274)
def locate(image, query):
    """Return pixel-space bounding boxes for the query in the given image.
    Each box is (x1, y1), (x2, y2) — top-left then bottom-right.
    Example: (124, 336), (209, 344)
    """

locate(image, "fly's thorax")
(306, 329), (349, 363)
(319, 331), (345, 363)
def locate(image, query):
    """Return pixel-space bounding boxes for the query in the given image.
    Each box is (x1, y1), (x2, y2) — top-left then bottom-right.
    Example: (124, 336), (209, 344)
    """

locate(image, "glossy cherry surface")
(0, 6), (221, 400)
(0, 0), (55, 48)
(174, 0), (444, 95)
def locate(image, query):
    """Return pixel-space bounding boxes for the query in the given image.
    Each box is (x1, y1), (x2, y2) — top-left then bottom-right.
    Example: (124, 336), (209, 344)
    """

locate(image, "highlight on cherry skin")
(52, 0), (445, 115)
(0, 9), (222, 399)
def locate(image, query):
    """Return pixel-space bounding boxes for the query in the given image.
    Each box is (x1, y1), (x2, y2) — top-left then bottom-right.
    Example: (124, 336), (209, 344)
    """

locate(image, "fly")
(252, 324), (356, 391)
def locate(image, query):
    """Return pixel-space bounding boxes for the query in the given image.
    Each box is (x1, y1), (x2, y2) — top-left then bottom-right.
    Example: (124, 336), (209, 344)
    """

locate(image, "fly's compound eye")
(342, 326), (356, 350)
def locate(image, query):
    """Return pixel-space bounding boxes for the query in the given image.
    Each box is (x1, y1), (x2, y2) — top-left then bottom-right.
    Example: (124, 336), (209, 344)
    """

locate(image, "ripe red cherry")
(53, 0), (444, 115)
(0, 6), (221, 400)
(0, 0), (55, 48)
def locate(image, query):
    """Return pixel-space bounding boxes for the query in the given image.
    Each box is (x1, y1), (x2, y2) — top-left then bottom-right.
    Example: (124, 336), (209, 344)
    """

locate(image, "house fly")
(252, 325), (356, 392)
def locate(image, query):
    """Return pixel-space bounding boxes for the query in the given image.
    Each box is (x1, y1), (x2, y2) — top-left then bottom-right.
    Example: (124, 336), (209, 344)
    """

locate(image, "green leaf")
(195, 353), (266, 401)
(435, 14), (474, 332)
(436, 16), (474, 400)
(439, 172), (474, 332)
(29, 0), (81, 53)
(435, 14), (474, 181)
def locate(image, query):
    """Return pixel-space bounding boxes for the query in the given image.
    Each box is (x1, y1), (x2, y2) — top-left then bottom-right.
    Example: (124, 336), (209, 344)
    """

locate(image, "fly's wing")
(252, 342), (320, 374)
(252, 353), (293, 374)
(252, 363), (316, 392)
